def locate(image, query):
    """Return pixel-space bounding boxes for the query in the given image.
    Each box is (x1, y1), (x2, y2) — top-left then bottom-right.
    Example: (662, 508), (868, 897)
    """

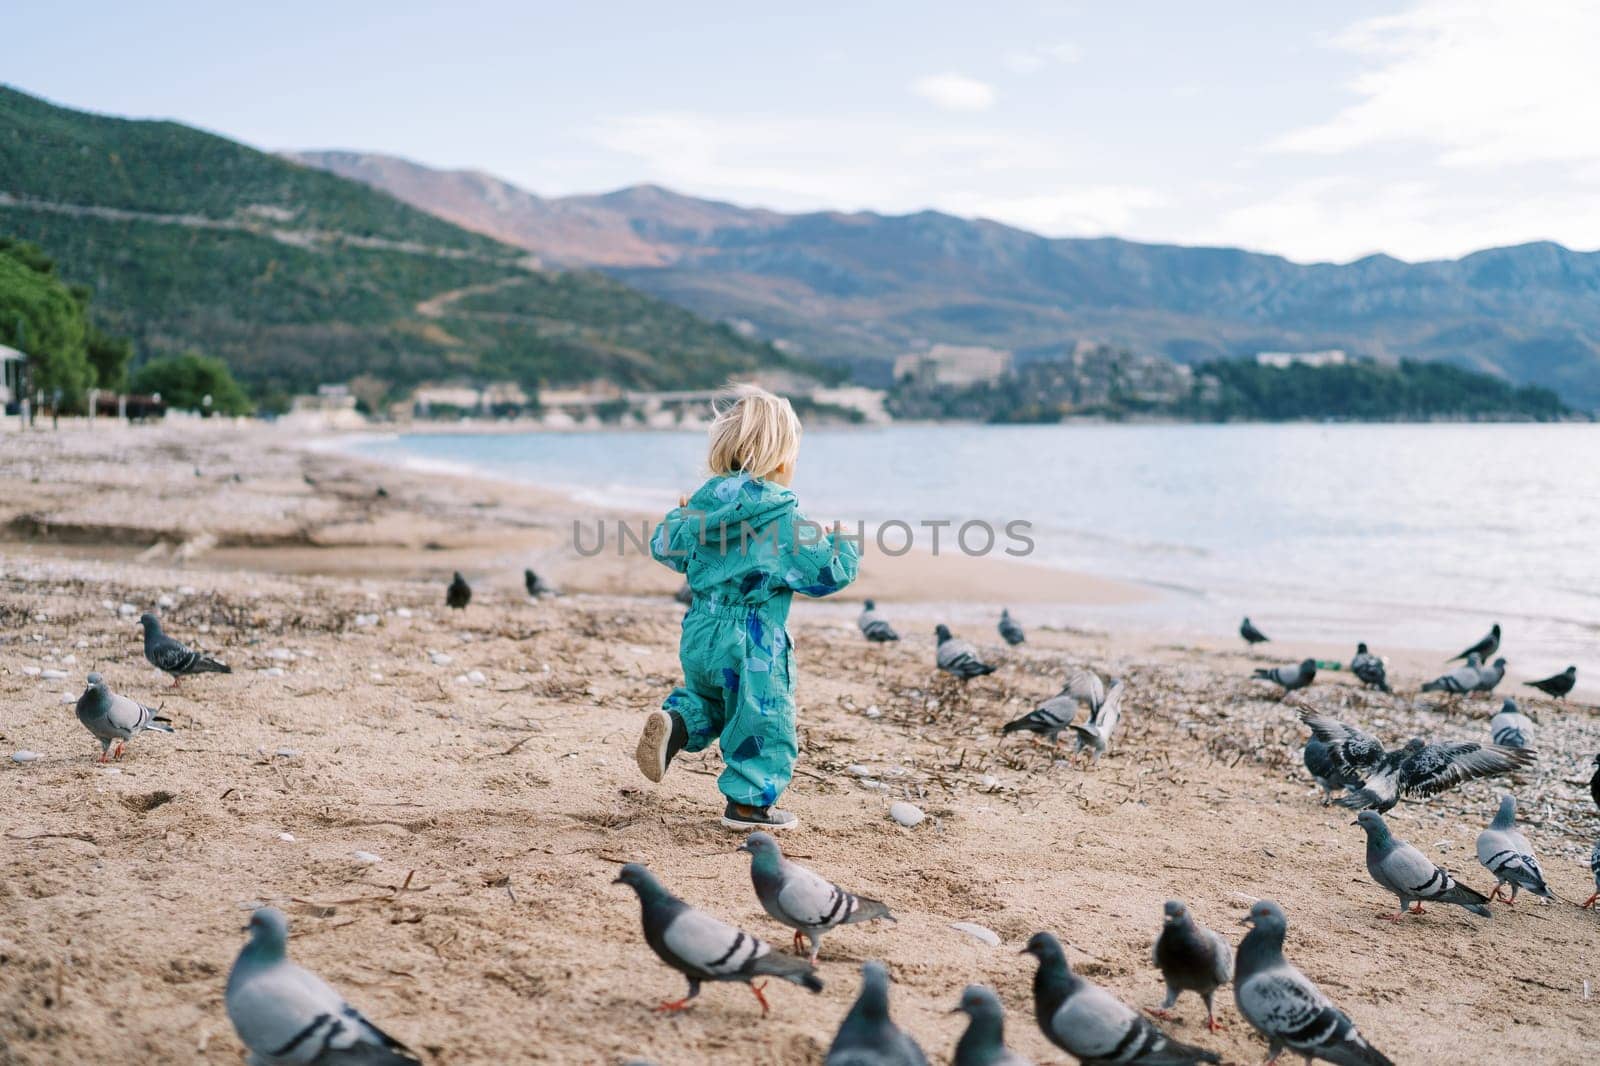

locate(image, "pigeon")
(953, 985), (1034, 1066)
(1069, 678), (1125, 765)
(998, 609), (1025, 646)
(445, 571), (471, 609)
(1300, 709), (1536, 812)
(1420, 652), (1481, 694)
(1022, 931), (1219, 1066)
(1234, 900), (1394, 1066)
(1488, 698), (1533, 748)
(225, 907), (421, 1066)
(1354, 810), (1492, 919)
(1002, 669), (1103, 744)
(1582, 841), (1600, 910)
(674, 582), (693, 606)
(139, 612), (230, 686)
(1525, 666), (1576, 699)
(738, 832), (894, 964)
(1591, 754), (1600, 814)
(613, 863), (821, 1015)
(858, 600), (900, 643)
(935, 625), (997, 681)
(1348, 643), (1390, 693)
(1471, 657), (1507, 695)
(1476, 793), (1552, 904)
(75, 672), (173, 761)
(1252, 658), (1316, 694)
(523, 568), (552, 597)
(1448, 622), (1500, 662)
(1239, 617), (1269, 645)
(1302, 738), (1362, 805)
(824, 961), (928, 1066)
(1148, 901), (1232, 1032)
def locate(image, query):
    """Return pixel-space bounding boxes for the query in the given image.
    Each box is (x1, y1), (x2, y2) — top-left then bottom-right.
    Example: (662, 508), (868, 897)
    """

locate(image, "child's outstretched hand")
(679, 494), (688, 508)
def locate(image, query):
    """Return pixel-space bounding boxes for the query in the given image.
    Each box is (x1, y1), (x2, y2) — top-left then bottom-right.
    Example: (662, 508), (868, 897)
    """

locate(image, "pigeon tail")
(750, 950), (823, 992)
(844, 897), (894, 926)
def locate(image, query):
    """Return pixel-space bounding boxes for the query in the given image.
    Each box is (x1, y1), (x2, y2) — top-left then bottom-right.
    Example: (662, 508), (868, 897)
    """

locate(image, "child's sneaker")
(720, 801), (799, 831)
(636, 709), (687, 783)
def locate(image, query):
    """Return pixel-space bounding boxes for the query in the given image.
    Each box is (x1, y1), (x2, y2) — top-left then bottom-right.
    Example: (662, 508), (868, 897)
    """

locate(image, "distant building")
(893, 344), (1013, 387)
(1255, 349), (1348, 369)
(1, 344), (25, 411)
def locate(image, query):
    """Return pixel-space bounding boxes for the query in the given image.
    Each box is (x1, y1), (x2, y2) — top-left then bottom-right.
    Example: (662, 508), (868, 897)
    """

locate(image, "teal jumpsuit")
(651, 472), (859, 808)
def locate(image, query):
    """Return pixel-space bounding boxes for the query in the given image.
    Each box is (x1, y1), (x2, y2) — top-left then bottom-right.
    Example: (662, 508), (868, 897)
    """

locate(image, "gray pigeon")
(739, 832), (894, 963)
(1475, 794), (1552, 904)
(1448, 622), (1500, 663)
(1002, 669), (1103, 744)
(1348, 643), (1390, 693)
(1023, 932), (1219, 1065)
(1239, 617), (1269, 645)
(825, 961), (928, 1066)
(1148, 901), (1232, 1032)
(613, 863), (821, 1015)
(859, 600), (900, 642)
(75, 672), (173, 762)
(1234, 900), (1394, 1066)
(1070, 678), (1125, 765)
(1583, 841), (1600, 910)
(1300, 709), (1536, 813)
(953, 985), (1034, 1066)
(1302, 738), (1362, 806)
(1420, 652), (1481, 694)
(1525, 665), (1576, 699)
(1488, 698), (1533, 748)
(935, 625), (996, 681)
(1354, 810), (1491, 919)
(1471, 657), (1507, 695)
(445, 571), (471, 609)
(140, 612), (230, 685)
(998, 609), (1025, 646)
(225, 907), (421, 1066)
(1252, 658), (1316, 694)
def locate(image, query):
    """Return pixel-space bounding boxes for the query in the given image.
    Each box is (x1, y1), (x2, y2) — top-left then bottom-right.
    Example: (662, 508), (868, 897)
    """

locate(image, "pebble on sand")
(889, 801), (925, 827)
(12, 750), (42, 764)
(949, 922), (1001, 947)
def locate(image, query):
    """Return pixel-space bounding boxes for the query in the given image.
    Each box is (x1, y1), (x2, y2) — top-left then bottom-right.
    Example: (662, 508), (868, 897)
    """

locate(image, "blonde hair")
(706, 385), (801, 479)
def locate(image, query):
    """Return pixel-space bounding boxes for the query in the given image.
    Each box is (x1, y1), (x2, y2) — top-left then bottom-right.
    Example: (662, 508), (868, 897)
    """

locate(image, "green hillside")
(0, 86), (794, 403)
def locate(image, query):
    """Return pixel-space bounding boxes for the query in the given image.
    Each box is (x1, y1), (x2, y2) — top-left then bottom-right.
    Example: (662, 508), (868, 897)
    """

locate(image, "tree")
(86, 325), (133, 392)
(131, 352), (252, 415)
(0, 239), (92, 404)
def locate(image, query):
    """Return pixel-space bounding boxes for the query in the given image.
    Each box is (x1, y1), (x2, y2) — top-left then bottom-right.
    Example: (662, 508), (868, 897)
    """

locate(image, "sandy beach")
(3, 423), (1598, 1066)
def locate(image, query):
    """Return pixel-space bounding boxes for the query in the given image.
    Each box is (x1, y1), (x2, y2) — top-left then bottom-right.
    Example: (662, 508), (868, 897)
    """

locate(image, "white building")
(893, 344), (1014, 387)
(1255, 349), (1348, 369)
(1, 344), (25, 409)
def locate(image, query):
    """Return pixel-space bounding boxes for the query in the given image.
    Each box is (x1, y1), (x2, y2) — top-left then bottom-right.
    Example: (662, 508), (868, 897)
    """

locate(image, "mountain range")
(0, 86), (795, 403)
(293, 150), (1600, 409)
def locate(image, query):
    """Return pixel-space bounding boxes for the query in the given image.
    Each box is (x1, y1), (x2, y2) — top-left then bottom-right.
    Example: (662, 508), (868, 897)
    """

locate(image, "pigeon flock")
(40, 588), (1597, 1065)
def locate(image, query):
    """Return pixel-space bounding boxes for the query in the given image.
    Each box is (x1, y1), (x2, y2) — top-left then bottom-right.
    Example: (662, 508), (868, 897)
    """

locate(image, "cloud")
(589, 111), (1160, 237)
(1003, 41), (1083, 74)
(1186, 175), (1600, 263)
(951, 186), (1168, 235)
(1273, 0), (1600, 167)
(909, 73), (997, 112)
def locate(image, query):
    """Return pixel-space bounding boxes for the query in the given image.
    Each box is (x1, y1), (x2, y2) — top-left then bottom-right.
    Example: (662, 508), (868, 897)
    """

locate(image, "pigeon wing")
(662, 908), (768, 978)
(775, 860), (854, 930)
(1298, 712), (1384, 774)
(1065, 669), (1105, 712)
(149, 636), (198, 674)
(1400, 742), (1533, 798)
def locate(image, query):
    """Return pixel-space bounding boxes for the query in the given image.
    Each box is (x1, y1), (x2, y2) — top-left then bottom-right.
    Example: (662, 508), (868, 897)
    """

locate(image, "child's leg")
(637, 612), (729, 783)
(717, 630), (797, 809)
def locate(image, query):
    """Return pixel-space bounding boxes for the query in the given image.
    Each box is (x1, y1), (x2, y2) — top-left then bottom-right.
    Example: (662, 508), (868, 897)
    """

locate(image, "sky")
(5, 0), (1599, 264)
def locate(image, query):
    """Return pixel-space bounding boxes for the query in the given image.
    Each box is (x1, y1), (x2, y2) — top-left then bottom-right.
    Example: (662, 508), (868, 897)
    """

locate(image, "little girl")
(637, 386), (859, 830)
